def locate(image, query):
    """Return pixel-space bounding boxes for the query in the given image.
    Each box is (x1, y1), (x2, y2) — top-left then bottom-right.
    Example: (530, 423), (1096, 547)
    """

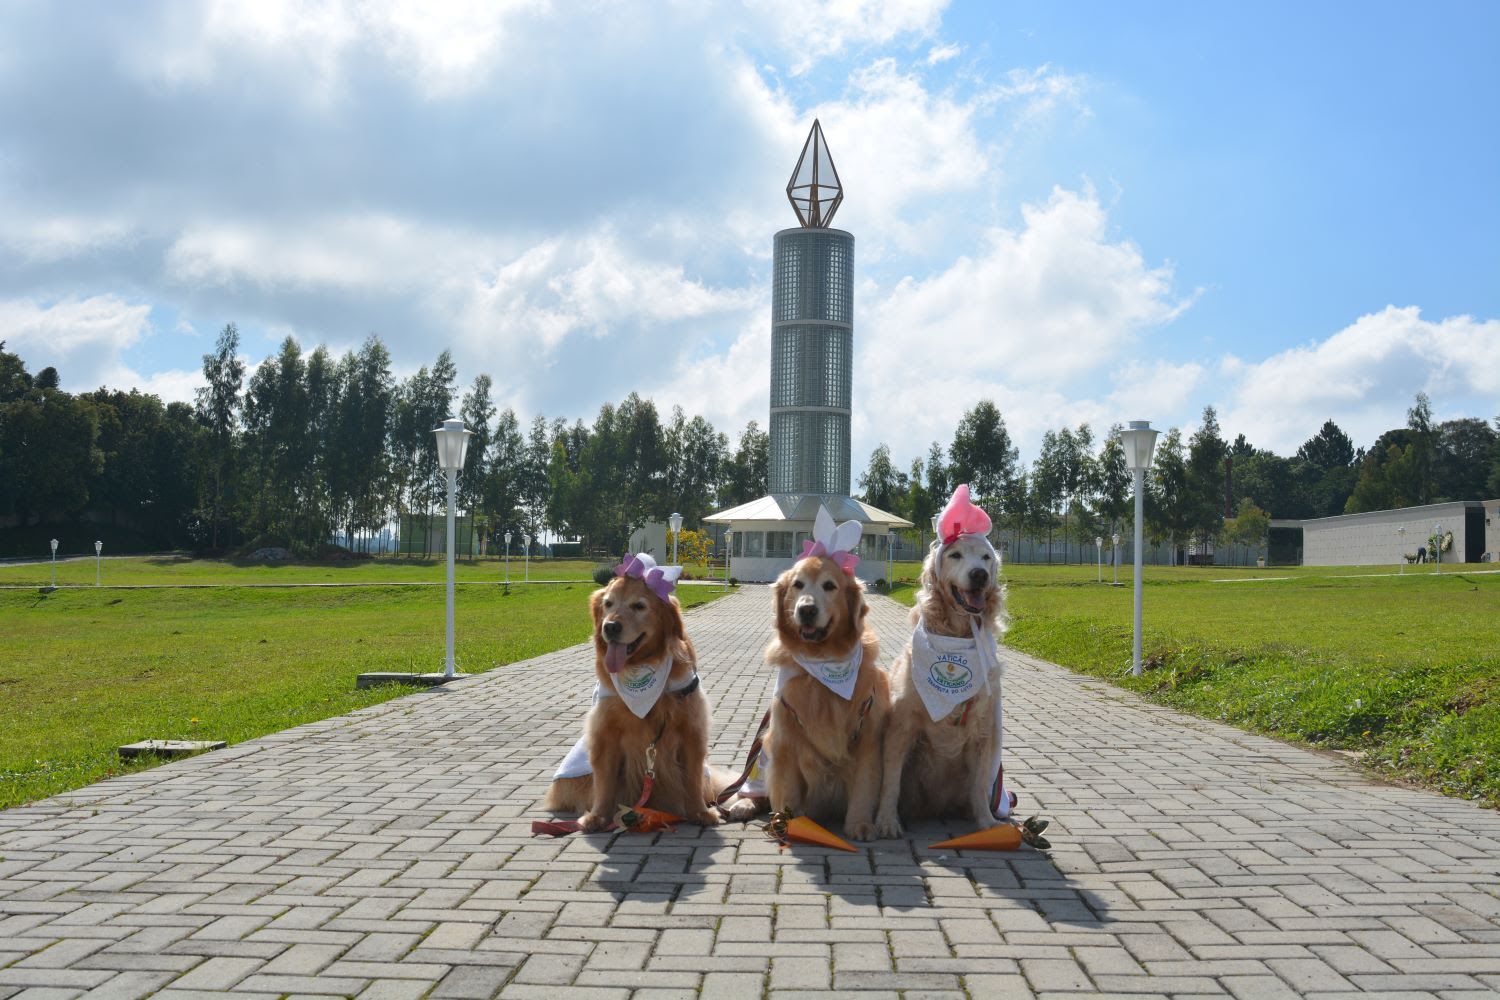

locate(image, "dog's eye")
(982, 553), (991, 561)
(948, 551), (962, 560)
(631, 602), (646, 612)
(603, 599), (613, 608)
(822, 581), (836, 592)
(792, 580), (804, 590)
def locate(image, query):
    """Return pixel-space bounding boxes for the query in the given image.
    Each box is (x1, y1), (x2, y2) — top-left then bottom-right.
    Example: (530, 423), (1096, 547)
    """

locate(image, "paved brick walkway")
(2, 589), (1497, 999)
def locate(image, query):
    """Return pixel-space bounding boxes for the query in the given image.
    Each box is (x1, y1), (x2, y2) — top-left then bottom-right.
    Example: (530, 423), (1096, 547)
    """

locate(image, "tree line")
(3, 323), (1496, 561)
(857, 395), (1500, 563)
(0, 327), (768, 557)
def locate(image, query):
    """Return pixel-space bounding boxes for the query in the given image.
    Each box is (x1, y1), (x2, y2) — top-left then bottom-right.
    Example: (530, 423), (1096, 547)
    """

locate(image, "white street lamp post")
(504, 531), (512, 585)
(524, 534), (531, 582)
(723, 530), (732, 592)
(433, 417), (472, 680)
(669, 512), (683, 566)
(49, 538), (58, 588)
(1095, 535), (1103, 583)
(1112, 532), (1121, 585)
(94, 540), (102, 587)
(1433, 523), (1442, 575)
(1397, 526), (1405, 575)
(1120, 421), (1159, 677)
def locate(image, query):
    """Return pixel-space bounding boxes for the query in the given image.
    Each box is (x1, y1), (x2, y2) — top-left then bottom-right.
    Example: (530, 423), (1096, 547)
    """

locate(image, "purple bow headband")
(614, 553), (681, 601)
(799, 538), (859, 576)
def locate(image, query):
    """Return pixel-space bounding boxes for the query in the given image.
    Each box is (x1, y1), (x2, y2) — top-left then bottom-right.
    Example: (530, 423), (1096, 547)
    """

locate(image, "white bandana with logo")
(910, 617), (1001, 722)
(609, 653), (675, 719)
(788, 642), (864, 701)
(553, 656), (696, 779)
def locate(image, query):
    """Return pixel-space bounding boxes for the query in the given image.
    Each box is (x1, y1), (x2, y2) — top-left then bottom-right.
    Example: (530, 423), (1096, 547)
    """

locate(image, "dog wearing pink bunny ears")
(875, 484), (1015, 838)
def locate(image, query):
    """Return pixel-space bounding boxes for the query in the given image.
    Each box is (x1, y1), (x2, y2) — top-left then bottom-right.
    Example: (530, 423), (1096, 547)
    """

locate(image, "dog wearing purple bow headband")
(543, 552), (724, 831)
(732, 506), (890, 841)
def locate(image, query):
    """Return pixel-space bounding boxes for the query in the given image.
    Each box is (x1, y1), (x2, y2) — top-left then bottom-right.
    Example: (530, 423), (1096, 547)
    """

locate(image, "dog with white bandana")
(874, 485), (1015, 838)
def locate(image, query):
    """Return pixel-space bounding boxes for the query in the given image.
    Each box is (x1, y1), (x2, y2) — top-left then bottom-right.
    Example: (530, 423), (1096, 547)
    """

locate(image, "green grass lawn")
(0, 554), (726, 588)
(0, 581), (727, 809)
(889, 562), (1500, 806)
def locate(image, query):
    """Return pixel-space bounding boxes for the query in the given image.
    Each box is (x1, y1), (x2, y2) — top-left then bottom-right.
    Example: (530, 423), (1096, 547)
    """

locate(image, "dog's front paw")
(721, 797), (763, 823)
(690, 808), (723, 827)
(846, 820), (878, 842)
(874, 810), (904, 840)
(578, 811), (610, 833)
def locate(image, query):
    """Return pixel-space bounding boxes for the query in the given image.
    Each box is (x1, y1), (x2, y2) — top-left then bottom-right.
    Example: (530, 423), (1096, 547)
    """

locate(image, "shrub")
(592, 566), (615, 586)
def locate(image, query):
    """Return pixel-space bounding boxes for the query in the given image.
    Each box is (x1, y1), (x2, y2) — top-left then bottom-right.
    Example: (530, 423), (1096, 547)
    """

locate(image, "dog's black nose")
(602, 620), (623, 640)
(968, 568), (989, 590)
(796, 603), (819, 623)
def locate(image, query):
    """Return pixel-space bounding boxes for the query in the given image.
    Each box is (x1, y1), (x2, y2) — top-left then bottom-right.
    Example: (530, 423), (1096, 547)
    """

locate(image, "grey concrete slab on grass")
(2, 588), (1497, 998)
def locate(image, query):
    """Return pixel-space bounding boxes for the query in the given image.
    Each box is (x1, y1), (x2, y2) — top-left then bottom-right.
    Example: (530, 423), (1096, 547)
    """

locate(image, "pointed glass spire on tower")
(786, 120), (843, 228)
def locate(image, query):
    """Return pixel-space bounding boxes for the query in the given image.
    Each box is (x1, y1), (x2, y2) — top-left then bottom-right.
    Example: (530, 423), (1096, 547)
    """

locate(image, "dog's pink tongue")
(963, 589), (985, 608)
(605, 641), (629, 673)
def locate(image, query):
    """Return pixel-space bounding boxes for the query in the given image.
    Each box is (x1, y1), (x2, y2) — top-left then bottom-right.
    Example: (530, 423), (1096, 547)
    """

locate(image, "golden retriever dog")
(544, 567), (722, 832)
(759, 554), (889, 841)
(875, 528), (1007, 838)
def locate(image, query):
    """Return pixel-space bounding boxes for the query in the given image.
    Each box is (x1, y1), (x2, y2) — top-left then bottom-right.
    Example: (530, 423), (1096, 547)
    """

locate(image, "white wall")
(1301, 501), (1476, 566)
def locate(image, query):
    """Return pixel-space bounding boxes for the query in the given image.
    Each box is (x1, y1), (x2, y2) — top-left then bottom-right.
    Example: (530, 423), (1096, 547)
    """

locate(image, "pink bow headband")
(801, 505), (863, 576)
(937, 483), (993, 547)
(614, 553), (682, 601)
(799, 538), (859, 576)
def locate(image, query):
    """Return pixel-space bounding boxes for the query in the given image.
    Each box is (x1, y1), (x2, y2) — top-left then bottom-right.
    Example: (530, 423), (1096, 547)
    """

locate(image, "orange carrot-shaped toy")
(929, 823), (1023, 851)
(616, 804), (682, 833)
(762, 812), (857, 852)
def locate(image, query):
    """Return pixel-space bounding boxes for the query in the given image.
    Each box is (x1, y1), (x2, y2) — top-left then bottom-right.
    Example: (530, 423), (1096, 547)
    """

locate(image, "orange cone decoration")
(764, 814), (857, 852)
(616, 804), (682, 833)
(929, 824), (1023, 851)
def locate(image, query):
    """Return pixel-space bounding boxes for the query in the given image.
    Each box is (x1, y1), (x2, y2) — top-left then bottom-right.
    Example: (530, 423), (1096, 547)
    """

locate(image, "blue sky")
(1, 0), (1495, 468)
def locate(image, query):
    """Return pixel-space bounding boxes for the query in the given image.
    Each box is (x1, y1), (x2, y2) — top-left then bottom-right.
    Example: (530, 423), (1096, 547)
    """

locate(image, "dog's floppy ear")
(663, 594), (687, 639)
(589, 586), (607, 634)
(771, 568), (792, 636)
(843, 570), (868, 632)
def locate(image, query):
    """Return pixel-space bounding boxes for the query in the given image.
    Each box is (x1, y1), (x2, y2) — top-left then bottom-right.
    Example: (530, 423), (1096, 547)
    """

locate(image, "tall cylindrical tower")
(770, 119), (852, 496)
(769, 227), (852, 495)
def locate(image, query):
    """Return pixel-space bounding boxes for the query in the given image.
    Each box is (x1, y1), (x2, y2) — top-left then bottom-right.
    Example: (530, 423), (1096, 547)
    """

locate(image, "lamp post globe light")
(504, 531), (512, 585)
(669, 512), (683, 566)
(1095, 535), (1103, 583)
(523, 534), (531, 582)
(1112, 531), (1121, 585)
(1397, 526), (1405, 575)
(49, 538), (58, 589)
(1433, 523), (1442, 575)
(1119, 420), (1159, 677)
(95, 540), (102, 587)
(433, 417), (472, 680)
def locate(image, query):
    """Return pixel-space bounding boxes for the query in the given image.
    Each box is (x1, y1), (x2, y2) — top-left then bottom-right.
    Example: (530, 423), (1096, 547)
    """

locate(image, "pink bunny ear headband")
(614, 552), (683, 601)
(936, 484), (995, 552)
(800, 505), (862, 576)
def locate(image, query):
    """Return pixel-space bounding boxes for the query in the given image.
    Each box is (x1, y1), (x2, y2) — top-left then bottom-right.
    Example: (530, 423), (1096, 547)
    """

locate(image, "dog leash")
(713, 710), (771, 809)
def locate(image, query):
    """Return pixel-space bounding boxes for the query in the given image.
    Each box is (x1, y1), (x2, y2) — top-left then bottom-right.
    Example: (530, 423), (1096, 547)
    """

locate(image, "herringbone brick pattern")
(1, 588), (1497, 998)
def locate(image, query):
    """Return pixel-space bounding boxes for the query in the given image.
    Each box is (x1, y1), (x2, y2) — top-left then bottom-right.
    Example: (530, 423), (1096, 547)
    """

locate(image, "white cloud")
(1219, 306), (1500, 454)
(139, 0), (545, 98)
(756, 0), (948, 73)
(926, 42), (961, 65)
(0, 295), (167, 394)
(0, 216), (136, 263)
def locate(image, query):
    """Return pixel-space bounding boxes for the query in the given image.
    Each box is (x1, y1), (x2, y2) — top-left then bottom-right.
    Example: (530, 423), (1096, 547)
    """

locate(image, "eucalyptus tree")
(949, 400), (1018, 508)
(858, 443), (903, 512)
(1186, 406), (1229, 553)
(1149, 427), (1190, 565)
(662, 407), (728, 527)
(1095, 424), (1131, 535)
(194, 323), (244, 549)
(458, 374), (496, 521)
